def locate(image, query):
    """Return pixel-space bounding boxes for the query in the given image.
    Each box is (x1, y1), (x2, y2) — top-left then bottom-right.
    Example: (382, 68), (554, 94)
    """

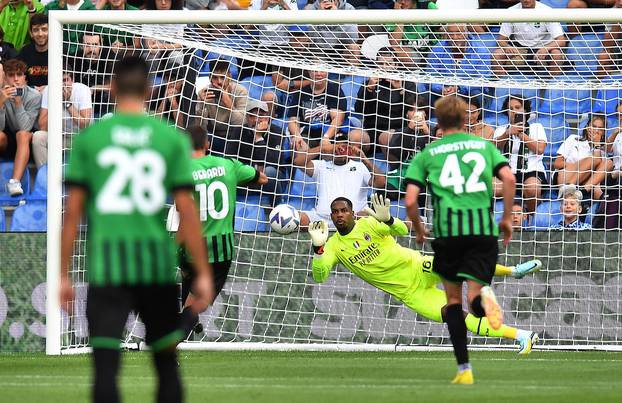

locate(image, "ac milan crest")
(353, 241), (360, 249)
(364, 233), (371, 242)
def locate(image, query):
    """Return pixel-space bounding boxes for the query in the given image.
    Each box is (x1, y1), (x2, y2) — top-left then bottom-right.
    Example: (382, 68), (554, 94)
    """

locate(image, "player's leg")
(86, 286), (133, 403)
(431, 237), (472, 384)
(494, 259), (542, 279)
(138, 285), (185, 403)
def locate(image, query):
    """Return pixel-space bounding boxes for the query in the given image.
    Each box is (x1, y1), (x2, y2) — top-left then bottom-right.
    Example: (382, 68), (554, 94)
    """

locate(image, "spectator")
(427, 23), (492, 87)
(68, 32), (114, 118)
(44, 0), (96, 56)
(493, 95), (547, 213)
(0, 59), (41, 196)
(0, 27), (17, 62)
(287, 69), (369, 152)
(386, 0), (438, 69)
(478, 0), (519, 7)
(381, 97), (431, 163)
(34, 70), (92, 167)
(554, 114), (612, 201)
(463, 96), (494, 140)
(511, 201), (527, 228)
(354, 51), (417, 150)
(596, 0), (622, 76)
(96, 0), (138, 53)
(0, 0), (44, 51)
(226, 99), (291, 202)
(196, 60), (248, 155)
(568, 0), (617, 8)
(293, 132), (386, 229)
(17, 12), (47, 91)
(154, 72), (184, 127)
(491, 0), (566, 76)
(306, 0), (359, 61)
(607, 103), (622, 180)
(550, 184), (592, 230)
(368, 0), (392, 8)
(143, 0), (186, 42)
(251, 0), (299, 46)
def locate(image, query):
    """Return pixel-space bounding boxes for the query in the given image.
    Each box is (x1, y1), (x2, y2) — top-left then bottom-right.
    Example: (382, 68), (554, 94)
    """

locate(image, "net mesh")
(58, 19), (622, 351)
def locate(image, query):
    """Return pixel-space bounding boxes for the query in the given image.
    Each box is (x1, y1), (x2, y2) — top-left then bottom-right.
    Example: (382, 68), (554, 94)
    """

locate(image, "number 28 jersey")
(65, 113), (194, 286)
(189, 155), (257, 263)
(404, 132), (509, 238)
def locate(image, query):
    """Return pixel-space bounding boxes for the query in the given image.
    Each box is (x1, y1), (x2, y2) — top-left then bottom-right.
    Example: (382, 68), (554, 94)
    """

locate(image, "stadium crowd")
(2, 0), (622, 231)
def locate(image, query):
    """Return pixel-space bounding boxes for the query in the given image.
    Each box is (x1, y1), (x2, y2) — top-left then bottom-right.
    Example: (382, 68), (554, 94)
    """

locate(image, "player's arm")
(60, 186), (87, 307)
(309, 221), (338, 283)
(174, 189), (216, 313)
(363, 193), (408, 236)
(405, 183), (427, 244)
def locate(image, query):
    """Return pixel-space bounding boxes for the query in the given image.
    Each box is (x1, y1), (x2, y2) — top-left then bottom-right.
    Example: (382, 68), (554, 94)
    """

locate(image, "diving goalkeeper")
(310, 194), (540, 354)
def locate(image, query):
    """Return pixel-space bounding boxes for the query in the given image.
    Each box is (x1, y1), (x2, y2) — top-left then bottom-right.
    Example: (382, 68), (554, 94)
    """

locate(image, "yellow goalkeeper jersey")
(312, 217), (431, 300)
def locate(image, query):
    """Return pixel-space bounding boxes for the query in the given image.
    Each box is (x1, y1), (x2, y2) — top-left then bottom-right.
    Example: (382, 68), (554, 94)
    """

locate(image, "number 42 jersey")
(65, 113), (194, 286)
(404, 132), (509, 239)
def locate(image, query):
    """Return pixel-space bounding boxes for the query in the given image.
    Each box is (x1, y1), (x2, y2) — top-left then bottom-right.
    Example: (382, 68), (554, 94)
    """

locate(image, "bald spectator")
(0, 0), (44, 51)
(491, 0), (566, 76)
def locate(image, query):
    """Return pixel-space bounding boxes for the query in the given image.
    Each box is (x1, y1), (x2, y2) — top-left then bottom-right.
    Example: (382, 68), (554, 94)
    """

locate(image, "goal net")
(47, 9), (622, 354)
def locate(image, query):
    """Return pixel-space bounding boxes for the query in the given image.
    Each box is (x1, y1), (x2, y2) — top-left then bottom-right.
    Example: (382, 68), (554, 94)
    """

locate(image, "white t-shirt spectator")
(312, 159), (371, 216)
(610, 133), (622, 170)
(493, 122), (547, 174)
(556, 134), (593, 164)
(42, 82), (92, 134)
(251, 0), (299, 45)
(499, 2), (564, 48)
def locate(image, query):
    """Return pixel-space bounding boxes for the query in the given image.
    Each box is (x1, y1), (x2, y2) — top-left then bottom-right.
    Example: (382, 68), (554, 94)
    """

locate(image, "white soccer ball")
(269, 204), (300, 235)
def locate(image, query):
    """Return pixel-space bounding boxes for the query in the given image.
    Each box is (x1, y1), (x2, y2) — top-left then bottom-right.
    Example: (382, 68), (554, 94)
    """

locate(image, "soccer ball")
(269, 204), (300, 235)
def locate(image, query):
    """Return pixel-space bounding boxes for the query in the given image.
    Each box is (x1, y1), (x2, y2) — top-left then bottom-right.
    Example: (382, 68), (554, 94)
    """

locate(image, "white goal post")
(46, 9), (622, 355)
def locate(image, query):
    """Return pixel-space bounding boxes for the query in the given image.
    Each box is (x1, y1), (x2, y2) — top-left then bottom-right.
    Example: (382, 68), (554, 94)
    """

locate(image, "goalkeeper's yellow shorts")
(400, 255), (447, 324)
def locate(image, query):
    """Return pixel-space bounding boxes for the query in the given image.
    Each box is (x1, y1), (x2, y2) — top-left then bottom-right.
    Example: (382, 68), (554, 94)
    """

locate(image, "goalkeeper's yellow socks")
(465, 314), (518, 340)
(494, 263), (513, 277)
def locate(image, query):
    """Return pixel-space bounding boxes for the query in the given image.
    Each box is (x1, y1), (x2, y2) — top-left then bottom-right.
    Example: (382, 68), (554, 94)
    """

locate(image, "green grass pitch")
(1, 351), (621, 403)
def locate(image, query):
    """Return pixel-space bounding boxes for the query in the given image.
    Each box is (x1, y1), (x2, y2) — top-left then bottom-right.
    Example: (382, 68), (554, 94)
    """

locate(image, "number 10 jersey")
(65, 113), (194, 286)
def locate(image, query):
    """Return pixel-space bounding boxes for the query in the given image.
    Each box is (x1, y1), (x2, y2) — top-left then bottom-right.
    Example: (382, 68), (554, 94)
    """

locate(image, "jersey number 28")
(439, 152), (487, 194)
(96, 147), (166, 214)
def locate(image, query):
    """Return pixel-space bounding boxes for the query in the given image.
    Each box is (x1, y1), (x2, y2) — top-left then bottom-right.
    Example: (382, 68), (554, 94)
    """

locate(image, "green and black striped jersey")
(188, 155), (257, 263)
(65, 113), (193, 286)
(404, 132), (509, 238)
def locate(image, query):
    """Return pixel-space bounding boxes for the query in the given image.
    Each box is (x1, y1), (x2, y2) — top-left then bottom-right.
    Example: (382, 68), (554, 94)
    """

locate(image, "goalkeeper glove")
(363, 193), (392, 224)
(309, 220), (329, 248)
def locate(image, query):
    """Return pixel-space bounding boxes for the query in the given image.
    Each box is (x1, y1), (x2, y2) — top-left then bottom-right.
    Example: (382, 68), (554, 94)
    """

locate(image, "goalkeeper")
(310, 194), (540, 354)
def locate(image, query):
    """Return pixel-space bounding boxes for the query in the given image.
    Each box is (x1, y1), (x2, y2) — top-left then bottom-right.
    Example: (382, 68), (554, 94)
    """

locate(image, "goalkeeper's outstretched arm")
(363, 193), (409, 237)
(309, 221), (338, 283)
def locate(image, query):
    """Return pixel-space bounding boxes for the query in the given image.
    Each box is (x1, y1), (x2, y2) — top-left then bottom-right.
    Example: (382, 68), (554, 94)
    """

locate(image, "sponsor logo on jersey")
(353, 241), (360, 249)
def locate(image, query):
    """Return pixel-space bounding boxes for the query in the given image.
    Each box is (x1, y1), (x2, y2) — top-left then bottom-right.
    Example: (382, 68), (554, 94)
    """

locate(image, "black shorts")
(180, 257), (232, 301)
(431, 236), (499, 285)
(86, 285), (181, 351)
(517, 170), (548, 186)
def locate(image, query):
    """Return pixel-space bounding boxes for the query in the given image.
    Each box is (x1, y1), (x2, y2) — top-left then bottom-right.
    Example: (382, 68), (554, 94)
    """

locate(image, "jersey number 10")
(195, 182), (229, 221)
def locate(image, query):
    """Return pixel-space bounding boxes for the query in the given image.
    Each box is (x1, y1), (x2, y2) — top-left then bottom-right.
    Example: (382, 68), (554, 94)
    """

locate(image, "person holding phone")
(0, 59), (41, 197)
(492, 95), (548, 214)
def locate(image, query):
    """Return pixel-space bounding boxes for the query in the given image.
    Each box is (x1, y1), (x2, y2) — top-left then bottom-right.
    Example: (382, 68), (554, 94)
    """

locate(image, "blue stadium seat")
(194, 50), (239, 80)
(593, 76), (622, 116)
(389, 199), (409, 221)
(533, 114), (568, 168)
(234, 195), (268, 232)
(540, 0), (570, 8)
(28, 165), (47, 201)
(534, 200), (562, 229)
(537, 82), (592, 120)
(567, 34), (603, 76)
(487, 86), (540, 114)
(285, 168), (317, 212)
(340, 75), (366, 115)
(240, 75), (275, 101)
(10, 201), (46, 232)
(0, 208), (5, 231)
(0, 162), (30, 207)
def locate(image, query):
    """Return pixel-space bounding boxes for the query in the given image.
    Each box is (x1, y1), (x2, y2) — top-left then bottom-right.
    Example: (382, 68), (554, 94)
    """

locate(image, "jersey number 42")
(439, 152), (487, 194)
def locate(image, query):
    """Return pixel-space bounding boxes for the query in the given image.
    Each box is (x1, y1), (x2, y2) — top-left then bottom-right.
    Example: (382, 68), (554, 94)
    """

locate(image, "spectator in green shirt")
(95, 0), (138, 53)
(0, 0), (44, 50)
(44, 0), (97, 56)
(386, 0), (438, 69)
